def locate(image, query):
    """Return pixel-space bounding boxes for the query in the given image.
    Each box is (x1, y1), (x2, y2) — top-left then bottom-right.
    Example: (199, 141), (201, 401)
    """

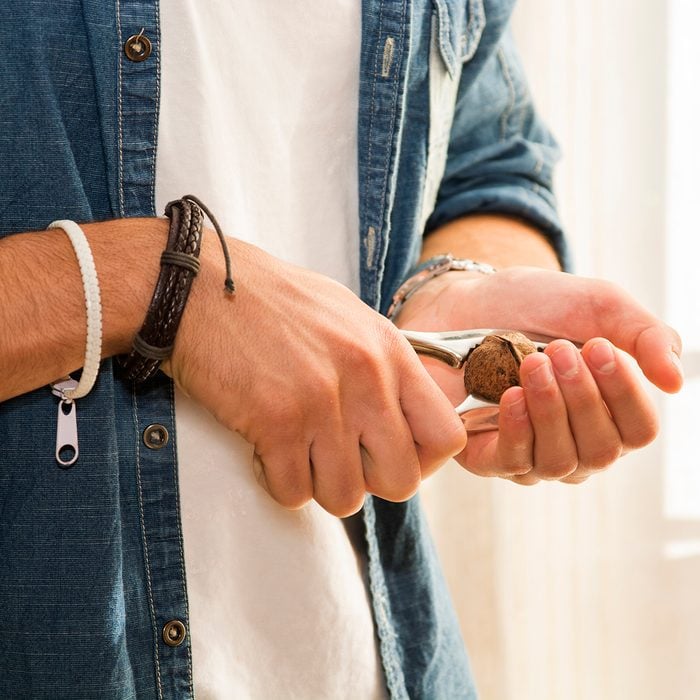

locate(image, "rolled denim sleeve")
(425, 26), (570, 270)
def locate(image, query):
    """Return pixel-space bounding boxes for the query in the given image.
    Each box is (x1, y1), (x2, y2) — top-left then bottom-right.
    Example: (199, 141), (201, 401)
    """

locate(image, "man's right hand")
(161, 233), (467, 516)
(1, 219), (465, 517)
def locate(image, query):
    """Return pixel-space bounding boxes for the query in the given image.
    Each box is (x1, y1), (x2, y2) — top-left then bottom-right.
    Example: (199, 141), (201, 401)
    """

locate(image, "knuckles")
(341, 337), (389, 382)
(263, 460), (313, 510)
(367, 475), (421, 504)
(436, 415), (468, 460)
(623, 413), (659, 450)
(341, 320), (407, 379)
(319, 491), (367, 518)
(535, 459), (579, 480)
(561, 475), (590, 485)
(582, 443), (623, 471)
(504, 464), (534, 477)
(275, 489), (314, 511)
(508, 472), (540, 486)
(259, 397), (308, 441)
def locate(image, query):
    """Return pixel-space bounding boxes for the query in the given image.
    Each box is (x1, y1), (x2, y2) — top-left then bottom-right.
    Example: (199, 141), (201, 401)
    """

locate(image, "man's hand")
(0, 219), (465, 516)
(163, 234), (466, 515)
(394, 266), (684, 485)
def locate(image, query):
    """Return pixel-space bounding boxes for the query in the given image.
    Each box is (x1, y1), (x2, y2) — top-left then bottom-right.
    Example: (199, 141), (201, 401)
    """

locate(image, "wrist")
(84, 217), (168, 358)
(169, 229), (254, 370)
(387, 254), (496, 322)
(120, 197), (237, 384)
(393, 272), (486, 330)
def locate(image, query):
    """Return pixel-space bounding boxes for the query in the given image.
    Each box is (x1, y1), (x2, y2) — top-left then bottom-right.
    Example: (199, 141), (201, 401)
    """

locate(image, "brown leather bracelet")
(121, 195), (235, 384)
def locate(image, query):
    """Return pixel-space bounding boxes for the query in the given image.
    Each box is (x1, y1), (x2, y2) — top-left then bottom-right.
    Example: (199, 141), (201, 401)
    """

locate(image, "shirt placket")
(358, 2), (413, 699)
(116, 2), (194, 698)
(358, 0), (413, 312)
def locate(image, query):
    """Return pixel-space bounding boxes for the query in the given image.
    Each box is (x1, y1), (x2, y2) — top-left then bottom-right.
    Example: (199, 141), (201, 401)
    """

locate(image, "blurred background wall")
(421, 1), (700, 698)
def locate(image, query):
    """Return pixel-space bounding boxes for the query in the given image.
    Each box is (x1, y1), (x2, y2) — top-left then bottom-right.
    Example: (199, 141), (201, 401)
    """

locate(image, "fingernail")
(669, 349), (684, 379)
(526, 358), (554, 389)
(550, 344), (579, 379)
(589, 341), (616, 374)
(507, 395), (528, 420)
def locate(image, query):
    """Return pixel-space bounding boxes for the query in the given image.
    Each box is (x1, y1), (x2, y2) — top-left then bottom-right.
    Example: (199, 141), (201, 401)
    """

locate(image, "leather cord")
(120, 196), (233, 384)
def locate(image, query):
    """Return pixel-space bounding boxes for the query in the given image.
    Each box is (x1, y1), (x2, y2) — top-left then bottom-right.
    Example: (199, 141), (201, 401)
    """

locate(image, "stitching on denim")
(167, 379), (194, 696)
(381, 36), (395, 77)
(362, 0), (386, 243)
(378, 5), (405, 246)
(132, 388), (164, 700)
(115, 0), (125, 216)
(462, 0), (486, 62)
(150, 3), (161, 217)
(435, 1), (455, 76)
(420, 14), (460, 233)
(497, 47), (515, 141)
(363, 497), (408, 700)
(373, 0), (409, 303)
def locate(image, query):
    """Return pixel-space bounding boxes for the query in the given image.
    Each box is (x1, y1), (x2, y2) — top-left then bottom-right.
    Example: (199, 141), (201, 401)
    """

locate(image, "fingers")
(397, 348), (467, 478)
(253, 351), (429, 516)
(460, 387), (534, 478)
(310, 433), (367, 518)
(359, 379), (423, 503)
(253, 444), (314, 511)
(628, 323), (684, 394)
(306, 377), (417, 517)
(545, 340), (623, 476)
(582, 281), (683, 393)
(495, 388), (534, 474)
(257, 426), (422, 518)
(458, 338), (660, 487)
(255, 422), (421, 518)
(521, 352), (578, 480)
(458, 269), (684, 394)
(562, 280), (683, 394)
(581, 338), (659, 450)
(360, 436), (421, 504)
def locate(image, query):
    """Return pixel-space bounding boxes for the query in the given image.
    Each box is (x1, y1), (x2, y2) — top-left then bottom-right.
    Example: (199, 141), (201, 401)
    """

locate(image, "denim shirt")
(0, 1), (564, 698)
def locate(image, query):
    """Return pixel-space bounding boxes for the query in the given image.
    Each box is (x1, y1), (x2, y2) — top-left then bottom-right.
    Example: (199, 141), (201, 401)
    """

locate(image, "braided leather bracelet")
(121, 195), (234, 384)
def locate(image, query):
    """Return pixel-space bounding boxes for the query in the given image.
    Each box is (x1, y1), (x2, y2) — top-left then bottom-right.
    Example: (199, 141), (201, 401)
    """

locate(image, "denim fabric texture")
(0, 1), (564, 698)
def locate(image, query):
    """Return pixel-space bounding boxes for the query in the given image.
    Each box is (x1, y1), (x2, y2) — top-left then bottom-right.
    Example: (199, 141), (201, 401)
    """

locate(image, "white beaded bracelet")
(48, 219), (103, 400)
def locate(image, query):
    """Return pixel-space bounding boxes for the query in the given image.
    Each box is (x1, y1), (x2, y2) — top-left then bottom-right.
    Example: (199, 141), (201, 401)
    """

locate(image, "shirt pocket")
(420, 1), (485, 231)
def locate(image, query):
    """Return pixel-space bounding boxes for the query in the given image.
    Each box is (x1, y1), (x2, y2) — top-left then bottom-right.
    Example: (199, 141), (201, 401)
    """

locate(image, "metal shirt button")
(143, 424), (169, 449)
(124, 31), (152, 62)
(162, 620), (187, 647)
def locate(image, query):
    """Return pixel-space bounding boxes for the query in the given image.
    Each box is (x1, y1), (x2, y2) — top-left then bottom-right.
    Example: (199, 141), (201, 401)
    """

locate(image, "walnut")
(463, 331), (538, 402)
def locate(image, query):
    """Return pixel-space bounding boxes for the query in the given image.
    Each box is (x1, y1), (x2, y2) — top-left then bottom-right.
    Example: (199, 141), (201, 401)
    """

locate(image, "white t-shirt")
(155, 2), (386, 698)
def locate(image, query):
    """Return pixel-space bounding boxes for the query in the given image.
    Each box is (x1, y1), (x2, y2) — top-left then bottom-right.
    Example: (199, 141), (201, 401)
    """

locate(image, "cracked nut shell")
(463, 331), (538, 402)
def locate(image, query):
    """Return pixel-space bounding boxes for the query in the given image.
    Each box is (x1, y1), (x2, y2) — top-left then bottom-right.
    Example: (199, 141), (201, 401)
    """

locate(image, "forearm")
(421, 214), (562, 271)
(0, 218), (167, 401)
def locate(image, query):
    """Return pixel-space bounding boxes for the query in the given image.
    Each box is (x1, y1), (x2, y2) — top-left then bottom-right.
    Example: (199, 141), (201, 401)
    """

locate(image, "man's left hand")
(394, 266), (684, 485)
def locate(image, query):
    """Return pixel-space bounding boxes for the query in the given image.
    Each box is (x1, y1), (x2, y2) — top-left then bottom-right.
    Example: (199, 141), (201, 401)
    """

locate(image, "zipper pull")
(51, 377), (80, 468)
